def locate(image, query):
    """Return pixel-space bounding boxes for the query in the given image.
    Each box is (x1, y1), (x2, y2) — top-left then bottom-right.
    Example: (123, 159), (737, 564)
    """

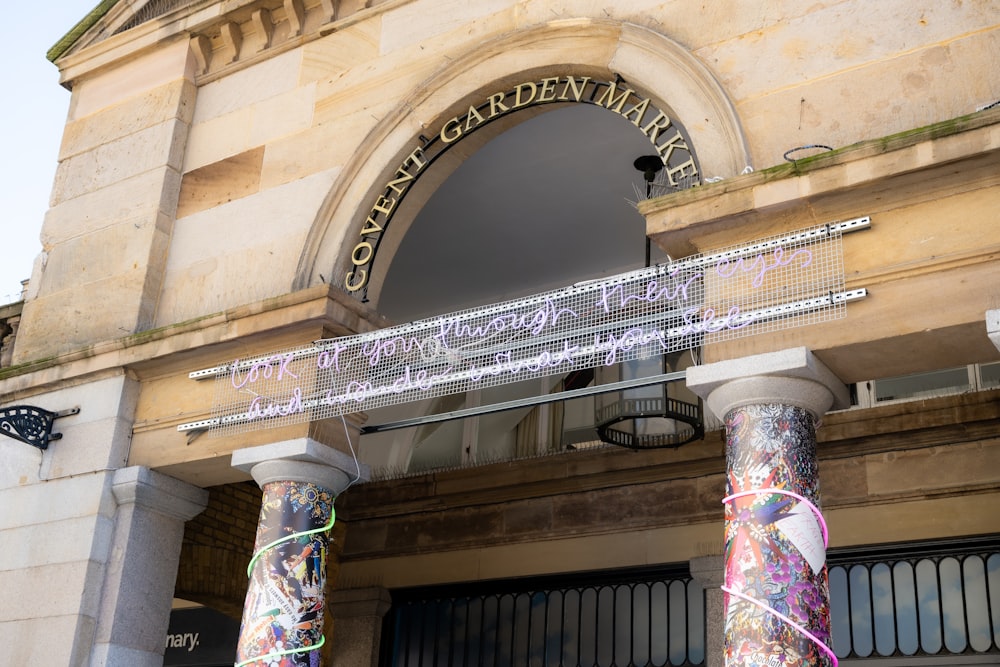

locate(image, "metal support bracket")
(0, 405), (80, 450)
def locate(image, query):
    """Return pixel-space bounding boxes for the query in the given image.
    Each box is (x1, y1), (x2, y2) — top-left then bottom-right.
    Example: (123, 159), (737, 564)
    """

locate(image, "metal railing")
(828, 537), (1000, 660)
(383, 568), (705, 667)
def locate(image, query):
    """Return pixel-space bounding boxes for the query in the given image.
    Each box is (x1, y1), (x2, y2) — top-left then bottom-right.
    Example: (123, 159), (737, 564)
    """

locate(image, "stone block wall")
(175, 478), (349, 620)
(13, 0), (998, 368)
(14, 40), (198, 364)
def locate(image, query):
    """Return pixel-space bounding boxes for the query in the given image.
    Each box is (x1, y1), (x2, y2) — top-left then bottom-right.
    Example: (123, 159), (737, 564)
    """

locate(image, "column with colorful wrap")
(231, 438), (368, 667)
(687, 348), (848, 667)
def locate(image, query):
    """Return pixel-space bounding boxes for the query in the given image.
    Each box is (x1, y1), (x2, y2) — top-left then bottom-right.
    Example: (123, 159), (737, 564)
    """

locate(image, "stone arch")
(294, 18), (749, 301)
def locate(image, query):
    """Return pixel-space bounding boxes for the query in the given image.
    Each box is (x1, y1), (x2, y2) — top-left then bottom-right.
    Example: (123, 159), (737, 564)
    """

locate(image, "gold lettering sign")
(343, 75), (699, 295)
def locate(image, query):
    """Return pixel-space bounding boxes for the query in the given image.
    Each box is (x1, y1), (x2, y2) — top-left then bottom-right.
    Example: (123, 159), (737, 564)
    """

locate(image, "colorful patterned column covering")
(722, 403), (836, 667)
(236, 480), (335, 667)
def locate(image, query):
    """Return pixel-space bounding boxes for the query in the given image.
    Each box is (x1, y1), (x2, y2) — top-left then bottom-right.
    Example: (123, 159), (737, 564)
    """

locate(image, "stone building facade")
(1, 0), (998, 665)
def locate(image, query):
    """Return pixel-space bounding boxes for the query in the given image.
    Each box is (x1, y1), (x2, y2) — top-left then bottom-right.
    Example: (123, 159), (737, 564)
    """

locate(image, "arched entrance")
(364, 100), (683, 474)
(377, 97), (687, 321)
(294, 19), (750, 299)
(289, 19), (749, 475)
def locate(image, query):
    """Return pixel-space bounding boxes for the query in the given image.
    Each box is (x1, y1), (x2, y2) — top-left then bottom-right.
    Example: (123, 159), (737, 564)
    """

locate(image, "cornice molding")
(52, 0), (414, 88)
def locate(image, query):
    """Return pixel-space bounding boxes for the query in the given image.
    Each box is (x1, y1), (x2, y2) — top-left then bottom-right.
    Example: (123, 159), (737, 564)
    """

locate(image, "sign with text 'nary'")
(183, 219), (869, 436)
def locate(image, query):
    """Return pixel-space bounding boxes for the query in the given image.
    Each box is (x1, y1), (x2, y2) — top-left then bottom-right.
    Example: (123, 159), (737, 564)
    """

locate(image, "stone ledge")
(0, 284), (388, 399)
(641, 106), (1000, 258)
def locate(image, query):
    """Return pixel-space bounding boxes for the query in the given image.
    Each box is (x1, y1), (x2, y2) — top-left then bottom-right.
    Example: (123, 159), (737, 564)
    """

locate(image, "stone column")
(329, 587), (393, 667)
(687, 348), (848, 667)
(231, 438), (369, 667)
(91, 466), (209, 666)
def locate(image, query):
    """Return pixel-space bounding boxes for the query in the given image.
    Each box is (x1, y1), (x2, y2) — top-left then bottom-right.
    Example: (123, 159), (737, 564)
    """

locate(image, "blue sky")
(0, 2), (93, 304)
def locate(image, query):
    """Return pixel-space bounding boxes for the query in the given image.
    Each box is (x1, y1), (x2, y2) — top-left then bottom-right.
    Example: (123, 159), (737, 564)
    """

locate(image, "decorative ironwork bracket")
(0, 405), (80, 450)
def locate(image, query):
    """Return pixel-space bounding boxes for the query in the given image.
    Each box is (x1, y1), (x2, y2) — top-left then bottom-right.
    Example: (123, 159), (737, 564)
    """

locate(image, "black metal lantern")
(592, 155), (704, 450)
(594, 350), (704, 449)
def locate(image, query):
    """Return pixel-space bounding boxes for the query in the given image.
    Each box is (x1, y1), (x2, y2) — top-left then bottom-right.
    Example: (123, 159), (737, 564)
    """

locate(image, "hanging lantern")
(592, 155), (704, 450)
(594, 349), (704, 449)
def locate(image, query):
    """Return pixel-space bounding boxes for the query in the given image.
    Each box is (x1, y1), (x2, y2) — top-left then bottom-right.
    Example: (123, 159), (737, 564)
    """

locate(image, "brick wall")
(174, 480), (350, 636)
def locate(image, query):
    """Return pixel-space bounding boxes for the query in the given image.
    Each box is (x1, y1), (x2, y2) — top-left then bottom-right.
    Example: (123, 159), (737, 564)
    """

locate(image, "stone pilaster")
(329, 587), (392, 667)
(231, 438), (369, 666)
(91, 466), (209, 666)
(687, 348), (848, 667)
(689, 555), (725, 667)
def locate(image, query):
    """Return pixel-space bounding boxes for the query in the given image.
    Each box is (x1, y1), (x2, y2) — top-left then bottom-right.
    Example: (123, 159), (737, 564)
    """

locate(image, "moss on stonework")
(47, 0), (119, 63)
(0, 354), (61, 382)
(0, 311), (224, 383)
(759, 109), (990, 178)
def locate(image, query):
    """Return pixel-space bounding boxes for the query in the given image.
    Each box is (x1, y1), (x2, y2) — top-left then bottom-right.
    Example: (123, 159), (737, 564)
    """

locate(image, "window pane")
(512, 593), (530, 665)
(544, 591), (564, 665)
(597, 586), (615, 667)
(650, 581), (669, 665)
(687, 582), (706, 665)
(668, 580), (688, 665)
(892, 561), (919, 656)
(829, 565), (851, 658)
(562, 589), (580, 665)
(496, 594), (515, 665)
(849, 565), (874, 657)
(980, 361), (1000, 389)
(466, 597), (483, 666)
(874, 367), (970, 402)
(611, 585), (632, 666)
(632, 584), (651, 665)
(452, 598), (469, 664)
(940, 557), (968, 653)
(916, 559), (943, 653)
(579, 587), (598, 665)
(963, 556), (993, 653)
(481, 596), (498, 667)
(989, 554), (1000, 649)
(871, 562), (896, 656)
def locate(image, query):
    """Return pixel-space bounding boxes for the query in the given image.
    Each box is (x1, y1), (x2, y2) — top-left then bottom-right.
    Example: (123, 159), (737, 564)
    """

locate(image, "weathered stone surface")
(15, 271), (150, 360)
(866, 439), (1000, 497)
(177, 147), (264, 219)
(248, 83), (315, 148)
(259, 127), (344, 191)
(41, 168), (183, 247)
(0, 553), (102, 622)
(0, 469), (114, 532)
(156, 168), (337, 324)
(30, 215), (167, 297)
(68, 39), (193, 120)
(299, 19), (380, 84)
(828, 492), (1000, 547)
(31, 375), (139, 480)
(736, 30), (1000, 168)
(380, 0), (513, 53)
(2, 614), (96, 666)
(190, 48), (303, 125)
(61, 78), (196, 160)
(51, 120), (189, 205)
(181, 106), (254, 174)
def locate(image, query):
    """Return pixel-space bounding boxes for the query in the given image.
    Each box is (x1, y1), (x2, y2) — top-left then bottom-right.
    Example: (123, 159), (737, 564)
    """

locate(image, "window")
(829, 537), (1000, 661)
(854, 362), (1000, 408)
(382, 568), (706, 667)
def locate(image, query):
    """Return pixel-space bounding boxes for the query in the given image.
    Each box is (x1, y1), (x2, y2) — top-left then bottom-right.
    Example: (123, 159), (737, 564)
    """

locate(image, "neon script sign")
(183, 219), (869, 436)
(343, 75), (699, 296)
